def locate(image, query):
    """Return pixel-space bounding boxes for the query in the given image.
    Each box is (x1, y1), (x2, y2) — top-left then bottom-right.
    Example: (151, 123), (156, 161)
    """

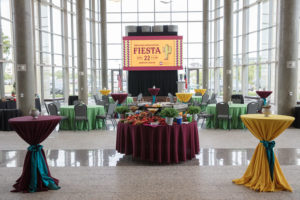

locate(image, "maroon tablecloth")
(111, 93), (128, 104)
(148, 88), (160, 96)
(116, 122), (199, 163)
(8, 116), (61, 192)
(256, 91), (272, 98)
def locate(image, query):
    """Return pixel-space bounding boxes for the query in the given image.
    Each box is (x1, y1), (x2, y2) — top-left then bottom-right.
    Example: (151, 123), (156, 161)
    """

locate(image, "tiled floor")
(0, 126), (300, 200)
(1, 148), (300, 167)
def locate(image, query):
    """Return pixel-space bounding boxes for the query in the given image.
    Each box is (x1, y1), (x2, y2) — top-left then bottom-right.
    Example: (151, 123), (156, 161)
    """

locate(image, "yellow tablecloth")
(233, 114), (294, 192)
(194, 89), (206, 95)
(99, 90), (111, 96)
(176, 93), (193, 103)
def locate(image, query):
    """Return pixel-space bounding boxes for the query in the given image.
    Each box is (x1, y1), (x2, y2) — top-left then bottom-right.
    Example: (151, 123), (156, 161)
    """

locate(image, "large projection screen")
(123, 36), (183, 71)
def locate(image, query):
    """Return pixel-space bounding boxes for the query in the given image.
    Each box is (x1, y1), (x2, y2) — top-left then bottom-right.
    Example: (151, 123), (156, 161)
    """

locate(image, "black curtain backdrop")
(128, 71), (178, 96)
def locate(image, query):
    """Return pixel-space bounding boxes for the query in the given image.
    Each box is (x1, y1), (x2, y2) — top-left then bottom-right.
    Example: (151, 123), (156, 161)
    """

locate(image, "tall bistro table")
(148, 88), (160, 104)
(111, 93), (128, 105)
(176, 93), (193, 103)
(206, 104), (247, 129)
(256, 91), (272, 105)
(233, 114), (295, 192)
(8, 116), (61, 192)
(109, 96), (134, 105)
(59, 105), (105, 130)
(116, 122), (199, 163)
(194, 89), (206, 96)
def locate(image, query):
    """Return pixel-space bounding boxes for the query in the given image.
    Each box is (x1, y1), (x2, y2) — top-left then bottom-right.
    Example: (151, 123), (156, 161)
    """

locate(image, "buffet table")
(116, 122), (199, 163)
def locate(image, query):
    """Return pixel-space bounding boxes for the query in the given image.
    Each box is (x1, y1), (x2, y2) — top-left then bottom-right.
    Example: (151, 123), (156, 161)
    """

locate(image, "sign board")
(123, 36), (183, 71)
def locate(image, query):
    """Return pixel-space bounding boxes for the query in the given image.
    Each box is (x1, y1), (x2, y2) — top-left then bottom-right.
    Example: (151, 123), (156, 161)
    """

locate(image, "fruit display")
(119, 111), (167, 126)
(130, 106), (139, 112)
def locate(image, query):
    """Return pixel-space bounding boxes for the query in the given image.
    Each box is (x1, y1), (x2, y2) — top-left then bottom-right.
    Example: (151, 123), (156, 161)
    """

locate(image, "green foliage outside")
(2, 33), (11, 56)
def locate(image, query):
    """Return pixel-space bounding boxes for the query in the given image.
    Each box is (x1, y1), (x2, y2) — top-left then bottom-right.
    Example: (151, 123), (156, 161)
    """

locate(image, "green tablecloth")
(59, 105), (106, 130)
(206, 104), (247, 129)
(109, 97), (134, 105)
(192, 96), (202, 103)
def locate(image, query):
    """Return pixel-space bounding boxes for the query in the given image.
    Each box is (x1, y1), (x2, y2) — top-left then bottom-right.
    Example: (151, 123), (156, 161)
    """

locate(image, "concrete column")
(223, 0), (233, 102)
(63, 0), (69, 103)
(100, 0), (108, 88)
(241, 0), (249, 96)
(91, 0), (97, 94)
(12, 0), (35, 114)
(277, 0), (300, 115)
(0, 15), (4, 98)
(76, 0), (88, 104)
(202, 0), (209, 89)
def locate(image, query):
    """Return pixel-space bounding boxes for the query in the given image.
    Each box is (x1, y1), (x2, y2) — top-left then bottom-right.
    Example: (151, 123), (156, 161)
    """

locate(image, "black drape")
(128, 71), (178, 96)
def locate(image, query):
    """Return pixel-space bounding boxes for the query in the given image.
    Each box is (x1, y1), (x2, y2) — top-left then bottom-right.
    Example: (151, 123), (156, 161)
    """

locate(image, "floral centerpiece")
(120, 111), (166, 126)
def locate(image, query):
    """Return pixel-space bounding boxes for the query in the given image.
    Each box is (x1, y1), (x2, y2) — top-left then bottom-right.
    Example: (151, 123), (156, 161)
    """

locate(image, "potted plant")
(160, 108), (178, 125)
(187, 106), (201, 121)
(115, 106), (130, 119)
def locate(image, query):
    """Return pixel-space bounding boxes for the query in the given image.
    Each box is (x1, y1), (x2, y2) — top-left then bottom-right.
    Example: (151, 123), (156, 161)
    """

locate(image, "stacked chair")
(96, 100), (118, 130)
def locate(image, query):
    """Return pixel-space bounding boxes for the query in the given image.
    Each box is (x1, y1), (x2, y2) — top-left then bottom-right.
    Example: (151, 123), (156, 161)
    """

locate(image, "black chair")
(195, 93), (202, 96)
(201, 93), (210, 106)
(257, 99), (264, 113)
(96, 101), (118, 130)
(168, 93), (175, 103)
(68, 95), (78, 105)
(197, 112), (213, 128)
(35, 98), (41, 112)
(45, 103), (50, 115)
(47, 103), (68, 129)
(93, 94), (101, 104)
(231, 94), (244, 104)
(74, 103), (89, 131)
(216, 102), (232, 130)
(53, 101), (61, 111)
(73, 100), (80, 106)
(247, 102), (258, 114)
(48, 103), (67, 119)
(208, 93), (217, 104)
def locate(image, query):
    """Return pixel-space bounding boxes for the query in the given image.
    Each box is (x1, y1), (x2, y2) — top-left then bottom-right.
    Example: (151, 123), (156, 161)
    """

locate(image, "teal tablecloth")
(59, 105), (105, 130)
(206, 104), (247, 129)
(109, 97), (133, 105)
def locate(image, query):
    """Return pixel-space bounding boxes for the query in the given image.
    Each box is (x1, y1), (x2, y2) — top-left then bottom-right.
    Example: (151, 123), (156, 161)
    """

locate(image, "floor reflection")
(1, 148), (300, 167)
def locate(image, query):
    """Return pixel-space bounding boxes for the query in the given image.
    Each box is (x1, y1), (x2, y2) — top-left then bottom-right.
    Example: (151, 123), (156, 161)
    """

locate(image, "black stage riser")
(128, 71), (178, 97)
